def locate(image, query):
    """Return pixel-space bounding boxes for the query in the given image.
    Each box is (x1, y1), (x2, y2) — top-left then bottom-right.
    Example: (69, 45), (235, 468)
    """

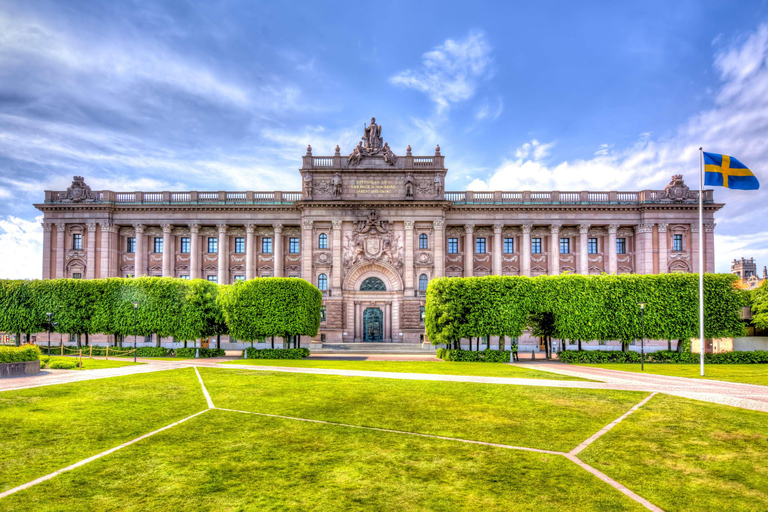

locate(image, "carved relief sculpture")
(58, 176), (99, 203)
(382, 142), (397, 166)
(434, 173), (443, 198)
(404, 173), (414, 200)
(663, 175), (697, 201)
(332, 172), (343, 200)
(303, 172), (313, 199)
(362, 117), (383, 153)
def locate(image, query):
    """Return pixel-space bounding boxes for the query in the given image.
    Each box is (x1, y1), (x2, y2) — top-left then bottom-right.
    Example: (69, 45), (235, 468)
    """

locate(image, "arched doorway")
(363, 307), (384, 342)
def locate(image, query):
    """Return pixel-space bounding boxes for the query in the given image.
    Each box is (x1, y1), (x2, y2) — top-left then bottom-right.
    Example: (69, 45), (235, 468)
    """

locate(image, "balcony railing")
(444, 189), (714, 205)
(46, 190), (303, 205)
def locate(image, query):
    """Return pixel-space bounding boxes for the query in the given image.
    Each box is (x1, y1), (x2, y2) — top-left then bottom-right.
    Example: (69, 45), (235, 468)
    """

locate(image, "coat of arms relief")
(342, 210), (403, 277)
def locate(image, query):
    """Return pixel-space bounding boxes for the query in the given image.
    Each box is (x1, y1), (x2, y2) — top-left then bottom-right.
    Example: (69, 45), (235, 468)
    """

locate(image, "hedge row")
(38, 345), (225, 358)
(243, 348), (311, 360)
(0, 345), (41, 363)
(558, 350), (768, 364)
(437, 349), (511, 363)
(426, 274), (747, 348)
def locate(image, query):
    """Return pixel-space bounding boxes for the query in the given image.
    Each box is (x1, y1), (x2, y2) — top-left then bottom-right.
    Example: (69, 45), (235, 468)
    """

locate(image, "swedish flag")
(704, 152), (759, 190)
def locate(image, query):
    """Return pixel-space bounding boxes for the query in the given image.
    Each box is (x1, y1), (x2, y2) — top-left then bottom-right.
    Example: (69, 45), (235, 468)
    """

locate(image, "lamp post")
(638, 302), (647, 371)
(132, 302), (139, 363)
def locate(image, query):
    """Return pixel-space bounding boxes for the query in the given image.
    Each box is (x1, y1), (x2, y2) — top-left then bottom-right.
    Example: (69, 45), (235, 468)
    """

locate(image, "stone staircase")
(309, 342), (436, 354)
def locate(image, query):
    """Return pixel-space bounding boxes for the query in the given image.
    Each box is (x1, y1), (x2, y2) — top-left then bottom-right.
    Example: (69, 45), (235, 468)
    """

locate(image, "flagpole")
(699, 147), (705, 377)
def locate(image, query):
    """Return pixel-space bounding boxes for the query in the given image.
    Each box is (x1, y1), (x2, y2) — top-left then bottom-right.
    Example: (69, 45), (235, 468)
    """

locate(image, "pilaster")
(704, 223), (716, 273)
(463, 225), (474, 277)
(273, 224), (283, 277)
(302, 219), (313, 282)
(636, 223), (654, 275)
(404, 220), (415, 291)
(99, 222), (113, 278)
(521, 224), (532, 277)
(691, 223), (700, 274)
(332, 220), (343, 290)
(433, 220), (444, 278)
(245, 224), (255, 280)
(56, 223), (66, 278)
(134, 224), (145, 277)
(217, 223), (228, 284)
(579, 223), (590, 275)
(493, 224), (503, 276)
(189, 223), (200, 279)
(42, 223), (53, 279)
(162, 223), (173, 277)
(657, 224), (668, 274)
(549, 224), (561, 275)
(607, 224), (619, 274)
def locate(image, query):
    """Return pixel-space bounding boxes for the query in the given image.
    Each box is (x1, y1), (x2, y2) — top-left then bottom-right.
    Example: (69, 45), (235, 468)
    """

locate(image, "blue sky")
(2, 0), (768, 277)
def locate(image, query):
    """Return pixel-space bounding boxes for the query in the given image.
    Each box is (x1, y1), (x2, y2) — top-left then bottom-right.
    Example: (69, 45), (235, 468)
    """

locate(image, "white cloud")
(389, 31), (494, 112)
(0, 215), (43, 279)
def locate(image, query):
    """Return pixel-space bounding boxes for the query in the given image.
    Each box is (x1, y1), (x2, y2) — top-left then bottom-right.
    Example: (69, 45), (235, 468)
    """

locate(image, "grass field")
(225, 358), (589, 380)
(574, 363), (768, 386)
(44, 357), (144, 370)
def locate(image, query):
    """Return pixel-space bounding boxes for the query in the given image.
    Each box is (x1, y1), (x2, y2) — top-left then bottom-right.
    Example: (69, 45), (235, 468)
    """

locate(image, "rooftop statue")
(362, 117), (383, 153)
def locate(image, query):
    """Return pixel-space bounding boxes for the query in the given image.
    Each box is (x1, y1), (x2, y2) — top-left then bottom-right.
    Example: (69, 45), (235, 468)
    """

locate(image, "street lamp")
(638, 302), (647, 371)
(132, 302), (139, 363)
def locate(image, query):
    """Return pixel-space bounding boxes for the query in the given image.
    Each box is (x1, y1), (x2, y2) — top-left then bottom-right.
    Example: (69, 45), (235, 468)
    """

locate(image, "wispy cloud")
(0, 215), (43, 279)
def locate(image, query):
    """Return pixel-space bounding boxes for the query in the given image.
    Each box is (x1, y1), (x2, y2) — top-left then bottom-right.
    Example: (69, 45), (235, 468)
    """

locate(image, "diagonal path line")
(570, 392), (658, 456)
(194, 367), (215, 409)
(565, 454), (664, 512)
(216, 407), (565, 455)
(0, 409), (210, 501)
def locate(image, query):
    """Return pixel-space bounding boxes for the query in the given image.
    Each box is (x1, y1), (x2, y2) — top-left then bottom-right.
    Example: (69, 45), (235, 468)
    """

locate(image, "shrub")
(134, 347), (171, 357)
(48, 358), (79, 370)
(435, 347), (445, 359)
(439, 349), (510, 363)
(558, 350), (768, 364)
(0, 345), (41, 364)
(172, 347), (225, 358)
(557, 350), (642, 364)
(244, 348), (310, 360)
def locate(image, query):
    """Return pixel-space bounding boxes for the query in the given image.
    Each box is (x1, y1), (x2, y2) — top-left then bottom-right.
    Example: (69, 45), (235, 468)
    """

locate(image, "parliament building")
(35, 118), (722, 345)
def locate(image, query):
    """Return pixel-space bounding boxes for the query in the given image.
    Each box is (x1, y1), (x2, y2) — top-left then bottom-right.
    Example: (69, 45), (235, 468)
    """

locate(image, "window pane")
(448, 238), (458, 254)
(588, 238), (598, 254)
(180, 275), (190, 280)
(262, 237), (272, 253)
(73, 234), (82, 250)
(319, 233), (327, 249)
(419, 274), (428, 291)
(420, 306), (425, 324)
(419, 233), (428, 249)
(154, 237), (163, 253)
(532, 238), (541, 254)
(560, 238), (570, 254)
(673, 234), (683, 252)
(475, 238), (486, 254)
(73, 273), (82, 279)
(318, 274), (327, 290)
(234, 237), (245, 253)
(127, 237), (135, 253)
(207, 275), (218, 283)
(289, 238), (300, 253)
(617, 238), (626, 254)
(180, 237), (190, 253)
(208, 237), (218, 253)
(504, 238), (514, 254)
(320, 306), (326, 322)
(234, 275), (245, 282)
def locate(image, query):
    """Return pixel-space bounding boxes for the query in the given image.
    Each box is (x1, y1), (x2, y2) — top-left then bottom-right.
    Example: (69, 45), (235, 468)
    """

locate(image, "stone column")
(691, 224), (700, 274)
(189, 223), (200, 279)
(354, 301), (361, 342)
(404, 220), (415, 291)
(332, 220), (342, 290)
(636, 223), (654, 275)
(245, 224), (255, 280)
(607, 224), (619, 274)
(463, 225), (474, 277)
(579, 224), (590, 275)
(85, 223), (96, 279)
(273, 224), (283, 277)
(521, 224), (532, 277)
(217, 224), (228, 284)
(42, 223), (53, 279)
(493, 224), (503, 276)
(162, 224), (173, 277)
(100, 222), (113, 278)
(302, 219), (313, 282)
(549, 224), (561, 275)
(658, 224), (668, 274)
(433, 220), (444, 278)
(384, 302), (391, 341)
(705, 223), (716, 273)
(56, 223), (66, 278)
(134, 224), (145, 277)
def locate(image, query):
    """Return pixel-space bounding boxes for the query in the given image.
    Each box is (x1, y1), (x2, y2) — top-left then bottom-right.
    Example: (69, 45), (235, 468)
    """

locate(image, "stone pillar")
(433, 220), (444, 278)
(245, 224), (255, 280)
(658, 224), (668, 274)
(521, 224), (532, 277)
(332, 220), (342, 290)
(302, 219), (313, 282)
(705, 223), (716, 273)
(56, 223), (66, 278)
(463, 225), (474, 277)
(100, 222), (113, 278)
(134, 224), (145, 277)
(354, 301), (361, 342)
(217, 224), (228, 284)
(404, 221), (415, 291)
(607, 224), (619, 274)
(636, 223), (654, 275)
(42, 223), (53, 279)
(189, 223), (200, 279)
(273, 224), (283, 277)
(493, 224), (503, 276)
(579, 224), (590, 275)
(691, 224), (700, 274)
(549, 224), (561, 275)
(162, 224), (173, 277)
(384, 302), (391, 341)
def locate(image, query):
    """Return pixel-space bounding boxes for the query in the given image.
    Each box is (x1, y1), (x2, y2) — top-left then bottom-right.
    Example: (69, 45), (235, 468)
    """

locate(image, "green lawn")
(43, 357), (143, 370)
(580, 394), (768, 512)
(225, 358), (589, 380)
(0, 368), (207, 492)
(574, 363), (768, 386)
(2, 409), (643, 512)
(199, 367), (645, 452)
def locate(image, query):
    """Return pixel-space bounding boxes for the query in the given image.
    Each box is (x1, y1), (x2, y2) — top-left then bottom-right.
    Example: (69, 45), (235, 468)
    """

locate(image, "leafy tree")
(0, 280), (42, 346)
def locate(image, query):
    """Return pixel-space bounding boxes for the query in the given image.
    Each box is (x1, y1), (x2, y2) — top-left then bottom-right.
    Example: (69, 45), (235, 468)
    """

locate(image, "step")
(310, 342), (436, 353)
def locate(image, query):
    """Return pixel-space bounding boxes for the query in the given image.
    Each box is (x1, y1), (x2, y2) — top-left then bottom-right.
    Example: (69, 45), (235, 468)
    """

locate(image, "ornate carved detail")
(446, 254), (463, 263)
(313, 251), (333, 266)
(199, 227), (217, 236)
(404, 220), (414, 230)
(245, 224), (255, 234)
(272, 224), (283, 234)
(579, 223), (591, 234)
(42, 223), (53, 232)
(144, 226), (162, 237)
(559, 227), (578, 238)
(331, 172), (342, 199)
(445, 265), (463, 274)
(522, 224), (533, 235)
(474, 227), (492, 237)
(303, 219), (314, 230)
(434, 173), (443, 198)
(382, 143), (397, 166)
(474, 254), (490, 262)
(58, 176), (99, 203)
(332, 220), (343, 230)
(617, 255), (631, 263)
(188, 223), (200, 233)
(532, 255), (546, 263)
(560, 255), (575, 263)
(669, 252), (691, 261)
(635, 223), (654, 234)
(282, 227), (300, 237)
(415, 251), (434, 266)
(172, 226), (190, 236)
(433, 220), (444, 230)
(704, 223), (716, 232)
(133, 224), (145, 234)
(227, 227), (246, 237)
(303, 172), (313, 200)
(503, 255), (519, 262)
(285, 265), (302, 274)
(607, 224), (620, 234)
(56, 223), (67, 232)
(588, 227), (607, 237)
(502, 227), (521, 237)
(617, 227), (635, 237)
(119, 227), (135, 237)
(531, 227), (549, 238)
(231, 255), (246, 263)
(342, 211), (403, 276)
(360, 277), (387, 291)
(66, 250), (85, 260)
(663, 175), (697, 201)
(464, 224), (474, 234)
(588, 255), (603, 263)
(161, 224), (173, 233)
(203, 255), (218, 262)
(550, 224), (562, 234)
(657, 223), (669, 233)
(286, 255), (302, 262)
(217, 223), (228, 233)
(258, 255), (274, 262)
(493, 224), (503, 234)
(86, 222), (97, 232)
(446, 226), (463, 237)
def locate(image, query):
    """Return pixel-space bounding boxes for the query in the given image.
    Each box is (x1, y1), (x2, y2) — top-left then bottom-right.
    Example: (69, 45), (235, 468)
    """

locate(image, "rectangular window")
(475, 238), (486, 254)
(234, 237), (245, 253)
(504, 238), (514, 254)
(617, 238), (627, 255)
(420, 306), (426, 324)
(126, 237), (135, 253)
(154, 237), (163, 253)
(320, 306), (326, 323)
(180, 237), (190, 253)
(261, 237), (272, 253)
(673, 234), (683, 252)
(208, 237), (218, 254)
(207, 275), (218, 283)
(560, 238), (570, 254)
(289, 237), (300, 253)
(234, 275), (245, 282)
(588, 238), (598, 254)
(73, 273), (82, 279)
(448, 238), (458, 254)
(532, 238), (542, 254)
(72, 233), (82, 250)
(180, 275), (190, 280)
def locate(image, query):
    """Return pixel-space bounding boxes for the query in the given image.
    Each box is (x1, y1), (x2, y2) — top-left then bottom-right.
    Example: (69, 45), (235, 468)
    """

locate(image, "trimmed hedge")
(558, 349), (768, 364)
(244, 348), (311, 360)
(174, 347), (226, 358)
(46, 357), (79, 369)
(38, 345), (225, 358)
(0, 345), (41, 363)
(558, 350), (642, 364)
(439, 349), (511, 363)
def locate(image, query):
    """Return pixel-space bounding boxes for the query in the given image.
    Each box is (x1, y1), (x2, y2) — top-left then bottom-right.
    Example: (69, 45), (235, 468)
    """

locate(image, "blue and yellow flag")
(704, 152), (759, 190)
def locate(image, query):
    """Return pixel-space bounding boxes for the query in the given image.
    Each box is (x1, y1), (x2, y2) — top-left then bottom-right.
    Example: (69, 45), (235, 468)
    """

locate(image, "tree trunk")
(622, 341), (628, 352)
(76, 333), (82, 349)
(296, 336), (301, 349)
(271, 336), (274, 349)
(184, 339), (188, 348)
(15, 332), (21, 347)
(216, 334), (221, 350)
(85, 332), (89, 347)
(577, 339), (582, 351)
(667, 339), (672, 351)
(156, 335), (161, 348)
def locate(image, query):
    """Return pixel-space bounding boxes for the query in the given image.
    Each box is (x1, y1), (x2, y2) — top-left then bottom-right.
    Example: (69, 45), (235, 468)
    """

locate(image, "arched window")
(360, 277), (386, 291)
(318, 233), (328, 249)
(318, 274), (328, 290)
(419, 233), (428, 249)
(419, 274), (428, 291)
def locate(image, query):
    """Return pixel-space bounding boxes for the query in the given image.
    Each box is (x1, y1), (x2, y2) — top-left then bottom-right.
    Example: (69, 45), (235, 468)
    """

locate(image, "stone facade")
(35, 119), (723, 344)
